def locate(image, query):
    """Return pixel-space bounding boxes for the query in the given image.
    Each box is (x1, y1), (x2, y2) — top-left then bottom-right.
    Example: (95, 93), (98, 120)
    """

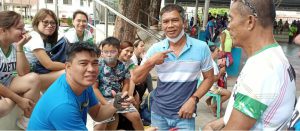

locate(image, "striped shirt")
(141, 35), (213, 118)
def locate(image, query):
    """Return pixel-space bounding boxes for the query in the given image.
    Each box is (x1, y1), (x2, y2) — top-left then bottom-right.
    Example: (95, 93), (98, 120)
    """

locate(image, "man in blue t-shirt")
(132, 4), (214, 130)
(27, 42), (133, 130)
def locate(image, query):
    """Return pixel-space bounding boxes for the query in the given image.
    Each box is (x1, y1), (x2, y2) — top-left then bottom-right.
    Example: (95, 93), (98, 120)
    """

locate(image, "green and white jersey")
(64, 28), (93, 44)
(123, 59), (136, 71)
(224, 43), (296, 130)
(0, 44), (16, 84)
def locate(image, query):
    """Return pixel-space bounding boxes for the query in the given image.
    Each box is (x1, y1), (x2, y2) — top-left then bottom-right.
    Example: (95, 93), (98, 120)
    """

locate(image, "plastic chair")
(206, 92), (221, 119)
(197, 79), (221, 118)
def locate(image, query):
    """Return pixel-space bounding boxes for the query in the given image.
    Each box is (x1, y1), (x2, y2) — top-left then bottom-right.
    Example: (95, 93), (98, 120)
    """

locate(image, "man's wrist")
(190, 95), (200, 103)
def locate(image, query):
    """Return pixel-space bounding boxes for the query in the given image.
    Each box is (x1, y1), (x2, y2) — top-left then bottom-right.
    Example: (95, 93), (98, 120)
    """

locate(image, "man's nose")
(87, 63), (97, 72)
(168, 21), (174, 27)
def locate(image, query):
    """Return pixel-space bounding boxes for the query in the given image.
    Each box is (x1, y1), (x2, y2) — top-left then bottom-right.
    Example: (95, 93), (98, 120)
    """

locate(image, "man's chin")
(83, 80), (97, 86)
(166, 34), (178, 38)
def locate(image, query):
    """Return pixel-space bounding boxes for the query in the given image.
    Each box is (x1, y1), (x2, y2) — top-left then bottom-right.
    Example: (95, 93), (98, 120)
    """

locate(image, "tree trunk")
(113, 0), (140, 43)
(149, 0), (161, 26)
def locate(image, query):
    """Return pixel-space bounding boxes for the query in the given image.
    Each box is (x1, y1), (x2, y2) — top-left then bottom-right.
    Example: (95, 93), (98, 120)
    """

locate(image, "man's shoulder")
(45, 74), (70, 99)
(144, 39), (168, 56)
(151, 39), (168, 49)
(187, 36), (208, 49)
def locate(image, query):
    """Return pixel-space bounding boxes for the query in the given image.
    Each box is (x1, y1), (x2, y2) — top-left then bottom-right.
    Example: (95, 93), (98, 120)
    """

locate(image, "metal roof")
(166, 0), (300, 11)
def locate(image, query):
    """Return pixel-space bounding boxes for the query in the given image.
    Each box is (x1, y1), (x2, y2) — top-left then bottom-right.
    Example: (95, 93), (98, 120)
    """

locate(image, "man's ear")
(0, 28), (5, 34)
(65, 62), (71, 71)
(247, 15), (256, 31)
(183, 19), (188, 28)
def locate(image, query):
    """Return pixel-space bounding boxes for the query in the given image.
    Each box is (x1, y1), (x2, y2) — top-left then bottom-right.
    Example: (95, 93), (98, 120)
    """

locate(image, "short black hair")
(232, 0), (275, 28)
(160, 4), (185, 21)
(66, 42), (100, 62)
(100, 37), (120, 49)
(73, 10), (88, 21)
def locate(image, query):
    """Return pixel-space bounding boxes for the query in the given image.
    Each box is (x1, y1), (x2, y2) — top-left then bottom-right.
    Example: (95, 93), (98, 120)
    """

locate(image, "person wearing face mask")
(92, 37), (144, 130)
(132, 4), (214, 130)
(64, 10), (94, 44)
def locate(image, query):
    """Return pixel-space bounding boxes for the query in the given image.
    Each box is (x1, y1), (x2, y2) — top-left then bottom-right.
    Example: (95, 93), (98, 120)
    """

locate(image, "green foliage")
(209, 8), (229, 17)
(67, 17), (73, 26)
(24, 19), (32, 24)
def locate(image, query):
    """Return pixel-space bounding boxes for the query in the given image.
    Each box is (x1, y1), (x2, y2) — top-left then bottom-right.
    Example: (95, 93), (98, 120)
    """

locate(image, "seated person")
(64, 10), (93, 43)
(131, 39), (153, 101)
(24, 9), (64, 92)
(119, 41), (140, 109)
(92, 37), (144, 130)
(0, 11), (40, 129)
(205, 45), (231, 116)
(27, 42), (133, 130)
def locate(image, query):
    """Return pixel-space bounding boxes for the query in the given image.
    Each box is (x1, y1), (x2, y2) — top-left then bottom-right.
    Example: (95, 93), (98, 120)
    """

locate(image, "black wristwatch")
(190, 95), (199, 103)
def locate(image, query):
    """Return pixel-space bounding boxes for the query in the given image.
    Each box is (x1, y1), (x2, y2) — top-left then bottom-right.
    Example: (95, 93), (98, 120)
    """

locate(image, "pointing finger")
(162, 49), (173, 54)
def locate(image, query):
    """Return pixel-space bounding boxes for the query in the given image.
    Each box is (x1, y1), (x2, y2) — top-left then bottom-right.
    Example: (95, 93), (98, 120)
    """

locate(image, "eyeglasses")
(102, 50), (118, 55)
(41, 20), (56, 27)
(241, 0), (258, 17)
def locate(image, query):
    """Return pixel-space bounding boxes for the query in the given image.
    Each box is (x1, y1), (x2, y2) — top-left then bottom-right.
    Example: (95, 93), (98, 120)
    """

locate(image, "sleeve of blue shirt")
(200, 45), (213, 72)
(141, 42), (161, 65)
(87, 86), (99, 107)
(49, 104), (87, 130)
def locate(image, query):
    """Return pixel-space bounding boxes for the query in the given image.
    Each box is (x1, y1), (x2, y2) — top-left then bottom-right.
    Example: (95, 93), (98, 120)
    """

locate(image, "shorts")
(1, 75), (15, 87)
(93, 98), (137, 125)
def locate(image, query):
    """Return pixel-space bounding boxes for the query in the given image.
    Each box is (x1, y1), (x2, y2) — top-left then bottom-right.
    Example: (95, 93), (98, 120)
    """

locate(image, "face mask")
(166, 29), (185, 43)
(103, 57), (117, 64)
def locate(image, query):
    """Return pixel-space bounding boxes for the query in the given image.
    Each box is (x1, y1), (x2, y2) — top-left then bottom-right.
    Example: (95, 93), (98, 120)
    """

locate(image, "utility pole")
(1, 0), (4, 11)
(37, 0), (39, 11)
(202, 0), (210, 30)
(194, 0), (198, 26)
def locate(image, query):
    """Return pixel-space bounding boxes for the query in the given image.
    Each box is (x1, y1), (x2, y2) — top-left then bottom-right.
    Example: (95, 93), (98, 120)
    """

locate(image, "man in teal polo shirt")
(132, 4), (214, 130)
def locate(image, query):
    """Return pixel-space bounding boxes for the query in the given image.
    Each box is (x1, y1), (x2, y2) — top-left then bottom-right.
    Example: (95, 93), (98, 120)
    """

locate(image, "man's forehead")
(73, 52), (98, 60)
(161, 11), (180, 19)
(229, 3), (239, 18)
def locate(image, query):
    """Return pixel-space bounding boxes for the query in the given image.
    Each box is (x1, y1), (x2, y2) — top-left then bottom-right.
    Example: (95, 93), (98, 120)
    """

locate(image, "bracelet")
(16, 50), (24, 53)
